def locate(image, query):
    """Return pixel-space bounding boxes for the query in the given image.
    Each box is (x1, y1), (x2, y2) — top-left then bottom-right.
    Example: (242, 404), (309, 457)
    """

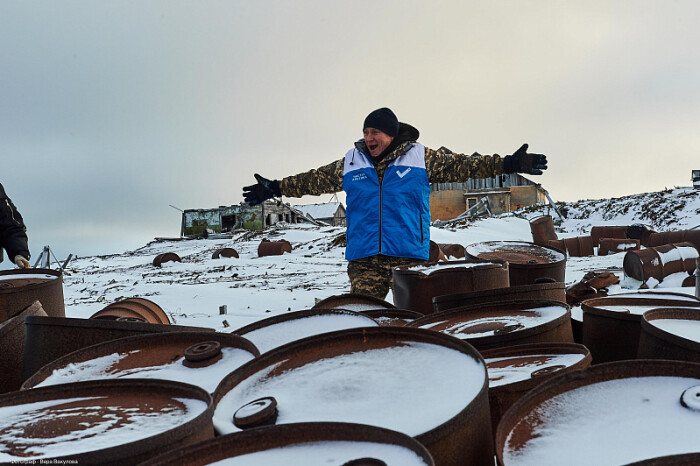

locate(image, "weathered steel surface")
(407, 300), (574, 351)
(22, 331), (258, 391)
(392, 260), (510, 315)
(22, 316), (214, 382)
(482, 342), (591, 442)
(581, 293), (700, 364)
(152, 252), (182, 267)
(638, 307), (700, 362)
(466, 241), (566, 286)
(495, 360), (700, 466)
(646, 229), (700, 251)
(90, 297), (170, 324)
(529, 215), (558, 246)
(623, 242), (698, 282)
(212, 248), (239, 259)
(562, 236), (595, 257)
(312, 293), (396, 311)
(429, 241), (447, 262)
(257, 239), (292, 257)
(0, 379), (214, 466)
(590, 225), (628, 247)
(359, 308), (425, 326)
(0, 301), (47, 394)
(213, 327), (494, 466)
(433, 282), (566, 313)
(0, 268), (64, 323)
(437, 243), (466, 259)
(140, 422), (435, 466)
(598, 237), (640, 256)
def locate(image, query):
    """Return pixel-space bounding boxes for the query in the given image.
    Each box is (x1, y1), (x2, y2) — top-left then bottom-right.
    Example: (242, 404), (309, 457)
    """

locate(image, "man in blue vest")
(243, 108), (547, 299)
(0, 183), (31, 268)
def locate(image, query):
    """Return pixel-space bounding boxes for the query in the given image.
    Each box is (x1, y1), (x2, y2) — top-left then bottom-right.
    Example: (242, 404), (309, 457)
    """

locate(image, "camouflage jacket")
(280, 141), (504, 198)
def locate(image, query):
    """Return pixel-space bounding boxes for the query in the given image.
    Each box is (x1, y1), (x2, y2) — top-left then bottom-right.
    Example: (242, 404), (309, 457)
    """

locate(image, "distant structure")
(430, 173), (547, 222)
(693, 170), (700, 189)
(292, 202), (346, 226)
(181, 200), (302, 236)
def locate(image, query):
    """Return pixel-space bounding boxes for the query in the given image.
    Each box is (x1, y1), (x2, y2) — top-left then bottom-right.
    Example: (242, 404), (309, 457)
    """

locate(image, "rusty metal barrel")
(433, 281), (566, 313)
(562, 235), (595, 257)
(213, 327), (494, 466)
(0, 379), (214, 465)
(212, 247), (239, 259)
(407, 300), (574, 351)
(598, 237), (640, 256)
(0, 301), (47, 394)
(392, 260), (510, 315)
(496, 360), (700, 465)
(257, 239), (292, 257)
(0, 268), (64, 323)
(90, 297), (170, 324)
(22, 316), (214, 381)
(646, 229), (700, 251)
(590, 225), (628, 247)
(438, 243), (466, 259)
(482, 342), (591, 441)
(22, 331), (259, 393)
(529, 215), (558, 246)
(637, 307), (700, 362)
(152, 252), (181, 267)
(429, 240), (447, 262)
(580, 292), (700, 364)
(141, 422), (435, 466)
(312, 293), (396, 311)
(232, 309), (378, 354)
(360, 308), (425, 326)
(623, 242), (699, 282)
(465, 241), (566, 286)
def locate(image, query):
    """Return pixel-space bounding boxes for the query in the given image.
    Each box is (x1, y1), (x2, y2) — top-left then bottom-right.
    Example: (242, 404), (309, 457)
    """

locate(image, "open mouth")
(368, 144), (378, 152)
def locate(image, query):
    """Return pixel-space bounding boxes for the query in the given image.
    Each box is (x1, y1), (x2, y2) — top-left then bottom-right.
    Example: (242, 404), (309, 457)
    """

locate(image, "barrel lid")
(0, 268), (61, 292)
(497, 360), (700, 466)
(140, 422), (434, 466)
(232, 309), (378, 354)
(24, 315), (214, 332)
(359, 309), (424, 326)
(482, 343), (591, 389)
(406, 301), (570, 348)
(213, 327), (488, 439)
(22, 331), (258, 393)
(465, 241), (566, 264)
(642, 307), (700, 348)
(582, 293), (700, 322)
(394, 259), (505, 277)
(312, 293), (396, 311)
(0, 379), (212, 464)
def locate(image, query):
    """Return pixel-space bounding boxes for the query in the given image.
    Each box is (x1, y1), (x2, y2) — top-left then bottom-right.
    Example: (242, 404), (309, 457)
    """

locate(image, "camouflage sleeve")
(279, 158), (345, 198)
(424, 146), (504, 183)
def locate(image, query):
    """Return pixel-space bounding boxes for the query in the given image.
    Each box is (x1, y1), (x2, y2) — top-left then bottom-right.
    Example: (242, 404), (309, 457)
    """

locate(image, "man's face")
(363, 128), (394, 158)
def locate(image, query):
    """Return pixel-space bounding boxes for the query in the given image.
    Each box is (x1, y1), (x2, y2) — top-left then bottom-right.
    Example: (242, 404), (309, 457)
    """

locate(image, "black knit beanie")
(363, 107), (399, 138)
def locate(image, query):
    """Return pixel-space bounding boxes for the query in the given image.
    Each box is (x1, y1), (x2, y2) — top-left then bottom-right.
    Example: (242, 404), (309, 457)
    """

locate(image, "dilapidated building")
(292, 202), (346, 226)
(181, 200), (303, 236)
(430, 173), (547, 222)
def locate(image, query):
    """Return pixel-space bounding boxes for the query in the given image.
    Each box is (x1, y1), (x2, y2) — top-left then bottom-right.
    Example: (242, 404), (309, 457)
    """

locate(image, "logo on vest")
(352, 173), (368, 182)
(396, 167), (412, 179)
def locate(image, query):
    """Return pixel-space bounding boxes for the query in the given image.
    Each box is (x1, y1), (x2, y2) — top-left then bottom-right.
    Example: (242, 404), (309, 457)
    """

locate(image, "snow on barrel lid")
(497, 360), (700, 466)
(233, 309), (378, 354)
(465, 241), (566, 264)
(213, 327), (487, 438)
(485, 348), (588, 388)
(22, 332), (259, 393)
(408, 301), (569, 341)
(582, 293), (700, 318)
(644, 307), (700, 345)
(0, 379), (211, 464)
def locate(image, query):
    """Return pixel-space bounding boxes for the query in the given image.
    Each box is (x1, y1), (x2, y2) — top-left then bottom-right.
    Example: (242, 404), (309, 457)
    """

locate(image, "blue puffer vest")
(342, 143), (430, 261)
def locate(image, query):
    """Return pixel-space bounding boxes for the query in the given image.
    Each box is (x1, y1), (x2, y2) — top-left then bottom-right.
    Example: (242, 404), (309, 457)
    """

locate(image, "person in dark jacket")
(243, 107), (547, 299)
(0, 183), (30, 268)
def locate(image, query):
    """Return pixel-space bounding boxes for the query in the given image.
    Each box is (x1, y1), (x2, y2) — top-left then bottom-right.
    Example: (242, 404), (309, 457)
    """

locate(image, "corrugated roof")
(293, 202), (343, 219)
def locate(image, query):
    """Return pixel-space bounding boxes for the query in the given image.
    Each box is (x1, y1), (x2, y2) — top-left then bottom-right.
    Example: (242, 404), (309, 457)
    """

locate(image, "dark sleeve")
(0, 184), (30, 260)
(424, 146), (504, 183)
(278, 158), (345, 198)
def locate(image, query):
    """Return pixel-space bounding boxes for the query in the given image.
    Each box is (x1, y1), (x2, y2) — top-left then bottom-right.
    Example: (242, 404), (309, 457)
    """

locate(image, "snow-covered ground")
(60, 187), (700, 331)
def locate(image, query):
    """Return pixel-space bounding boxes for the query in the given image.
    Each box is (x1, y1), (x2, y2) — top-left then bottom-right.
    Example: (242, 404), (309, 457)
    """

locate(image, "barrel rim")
(232, 308), (377, 336)
(640, 307), (700, 353)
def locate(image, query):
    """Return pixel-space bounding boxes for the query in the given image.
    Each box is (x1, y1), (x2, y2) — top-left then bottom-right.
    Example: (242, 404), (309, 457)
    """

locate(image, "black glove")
(503, 144), (548, 175)
(242, 174), (282, 206)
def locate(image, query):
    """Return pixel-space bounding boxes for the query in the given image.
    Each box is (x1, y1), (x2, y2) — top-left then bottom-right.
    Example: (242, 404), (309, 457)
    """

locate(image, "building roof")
(292, 202), (344, 220)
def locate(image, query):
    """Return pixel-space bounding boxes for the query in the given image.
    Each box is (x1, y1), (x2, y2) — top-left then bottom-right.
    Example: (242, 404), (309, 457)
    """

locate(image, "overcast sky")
(2, 0), (700, 262)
